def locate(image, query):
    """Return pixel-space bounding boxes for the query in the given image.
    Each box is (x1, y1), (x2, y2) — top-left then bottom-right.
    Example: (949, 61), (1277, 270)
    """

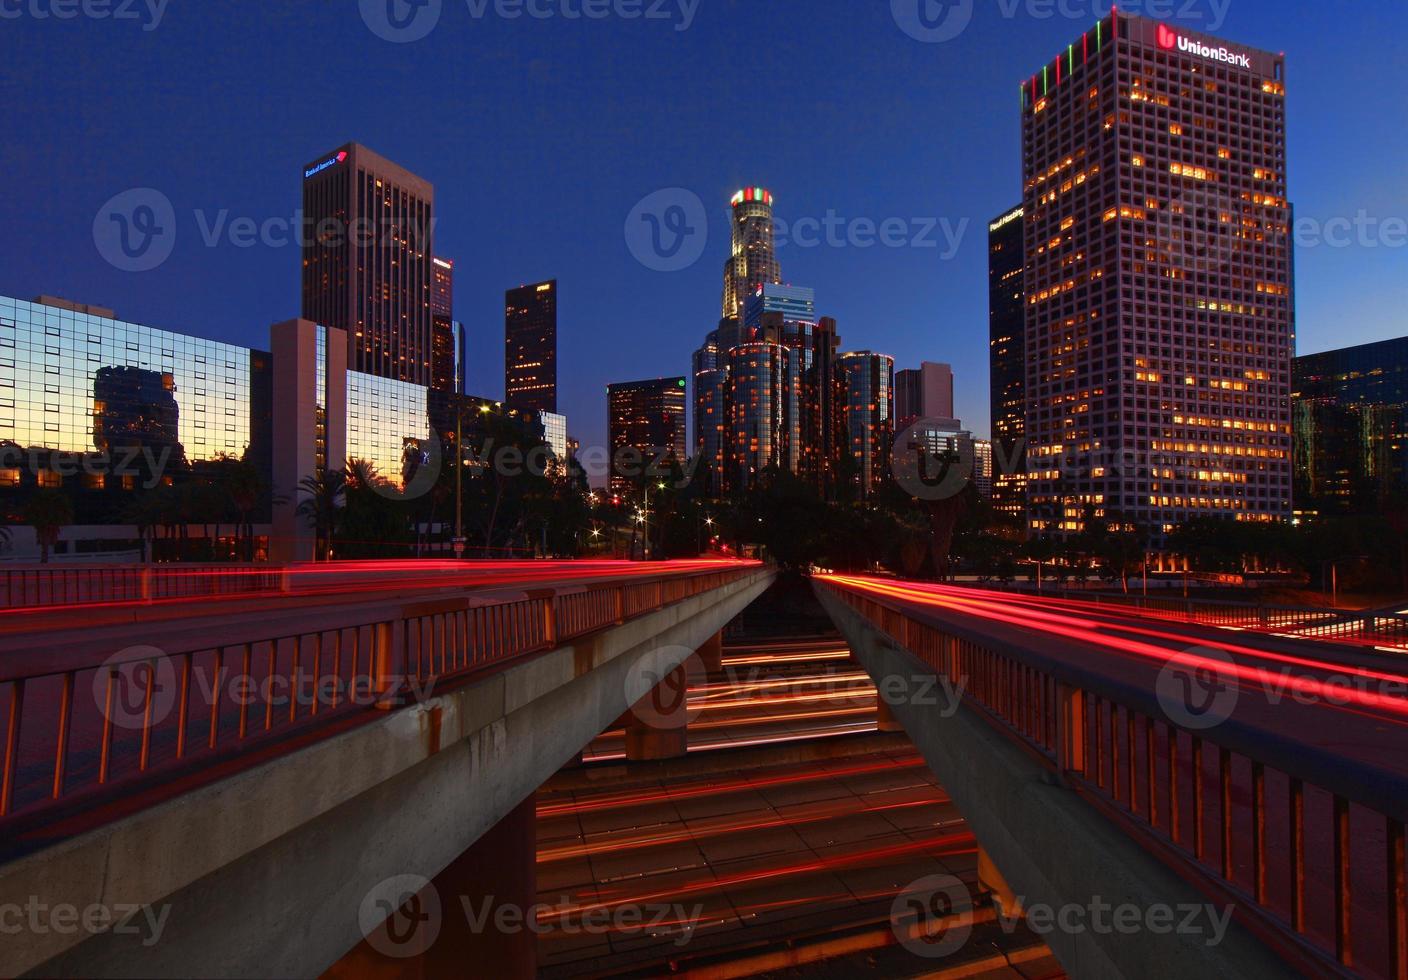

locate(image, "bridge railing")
(985, 584), (1408, 647)
(0, 563), (288, 608)
(818, 578), (1408, 979)
(0, 565), (757, 839)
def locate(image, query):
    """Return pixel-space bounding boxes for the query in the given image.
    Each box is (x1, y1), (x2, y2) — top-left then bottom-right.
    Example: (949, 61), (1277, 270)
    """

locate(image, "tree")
(221, 456), (266, 562)
(24, 489), (72, 564)
(296, 469), (346, 561)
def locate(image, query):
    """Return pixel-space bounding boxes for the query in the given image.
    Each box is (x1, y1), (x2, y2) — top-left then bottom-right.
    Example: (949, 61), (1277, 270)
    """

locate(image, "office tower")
(973, 439), (995, 497)
(1293, 338), (1408, 509)
(840, 351), (895, 498)
(430, 318), (465, 396)
(743, 283), (815, 330)
(301, 143), (435, 386)
(895, 362), (956, 427)
(540, 410), (569, 464)
(728, 344), (800, 489)
(505, 280), (557, 414)
(1021, 13), (1292, 537)
(607, 377), (687, 494)
(988, 205), (1027, 518)
(721, 188), (780, 320)
(431, 257), (454, 319)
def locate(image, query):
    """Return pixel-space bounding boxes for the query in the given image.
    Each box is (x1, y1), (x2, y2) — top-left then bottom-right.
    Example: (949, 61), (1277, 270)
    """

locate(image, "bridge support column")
(696, 629), (724, 674)
(329, 792), (538, 980)
(620, 662), (689, 761)
(875, 696), (904, 732)
(978, 845), (1022, 919)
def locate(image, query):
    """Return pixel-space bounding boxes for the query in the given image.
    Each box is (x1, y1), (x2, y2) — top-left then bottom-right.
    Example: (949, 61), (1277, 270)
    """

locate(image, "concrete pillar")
(270, 319), (347, 564)
(696, 629), (724, 674)
(876, 696), (904, 733)
(620, 663), (689, 761)
(978, 845), (1022, 919)
(326, 793), (538, 980)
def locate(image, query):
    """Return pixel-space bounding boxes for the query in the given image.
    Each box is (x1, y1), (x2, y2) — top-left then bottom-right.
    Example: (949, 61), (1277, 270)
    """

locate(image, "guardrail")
(986, 584), (1408, 648)
(818, 577), (1408, 979)
(0, 565), (758, 837)
(0, 564), (287, 608)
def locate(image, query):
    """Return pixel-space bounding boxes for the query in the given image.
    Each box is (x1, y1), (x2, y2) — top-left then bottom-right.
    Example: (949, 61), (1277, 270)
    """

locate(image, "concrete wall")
(5, 568), (774, 978)
(816, 586), (1295, 980)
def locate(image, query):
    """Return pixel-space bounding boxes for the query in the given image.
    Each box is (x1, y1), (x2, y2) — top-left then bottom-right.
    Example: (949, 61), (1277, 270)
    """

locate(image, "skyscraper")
(895, 362), (955, 427)
(988, 205), (1026, 518)
(505, 280), (557, 414)
(840, 351), (895, 499)
(721, 188), (780, 320)
(431, 257), (454, 319)
(607, 377), (687, 494)
(1021, 13), (1292, 538)
(301, 143), (435, 386)
(1293, 338), (1408, 509)
(728, 343), (800, 488)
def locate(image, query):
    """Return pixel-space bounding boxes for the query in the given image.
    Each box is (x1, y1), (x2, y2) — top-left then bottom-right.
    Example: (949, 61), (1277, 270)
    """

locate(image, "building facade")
(0, 294), (274, 557)
(607, 377), (687, 494)
(505, 280), (558, 414)
(301, 143), (435, 386)
(721, 188), (780, 320)
(1293, 338), (1408, 509)
(1021, 13), (1292, 538)
(840, 351), (895, 499)
(895, 361), (955, 427)
(988, 205), (1027, 518)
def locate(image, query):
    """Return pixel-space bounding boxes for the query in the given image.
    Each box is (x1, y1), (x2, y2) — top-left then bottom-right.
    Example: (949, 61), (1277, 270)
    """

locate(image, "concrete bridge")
(4, 562), (1405, 978)
(0, 560), (773, 978)
(816, 574), (1408, 980)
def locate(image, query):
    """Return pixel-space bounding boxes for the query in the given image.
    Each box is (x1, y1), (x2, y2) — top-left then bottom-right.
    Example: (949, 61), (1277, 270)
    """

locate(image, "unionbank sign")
(1157, 23), (1252, 69)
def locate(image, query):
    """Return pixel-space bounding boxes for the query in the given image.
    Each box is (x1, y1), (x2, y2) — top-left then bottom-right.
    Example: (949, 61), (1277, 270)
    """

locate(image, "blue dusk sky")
(2, 0), (1406, 453)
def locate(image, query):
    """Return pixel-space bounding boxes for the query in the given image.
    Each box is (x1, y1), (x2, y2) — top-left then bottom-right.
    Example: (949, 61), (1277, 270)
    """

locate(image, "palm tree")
(220, 457), (265, 561)
(296, 469), (346, 561)
(24, 489), (73, 564)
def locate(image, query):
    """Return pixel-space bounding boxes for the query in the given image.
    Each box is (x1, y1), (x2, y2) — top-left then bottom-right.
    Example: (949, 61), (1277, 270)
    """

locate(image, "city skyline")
(4, 3), (1404, 460)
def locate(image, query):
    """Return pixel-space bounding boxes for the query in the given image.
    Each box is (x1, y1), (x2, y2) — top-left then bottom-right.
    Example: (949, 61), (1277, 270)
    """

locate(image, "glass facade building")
(841, 351), (895, 498)
(1022, 13), (1293, 537)
(987, 205), (1027, 518)
(743, 284), (815, 330)
(607, 378), (687, 494)
(726, 343), (800, 489)
(505, 280), (558, 414)
(0, 294), (266, 468)
(1293, 338), (1408, 509)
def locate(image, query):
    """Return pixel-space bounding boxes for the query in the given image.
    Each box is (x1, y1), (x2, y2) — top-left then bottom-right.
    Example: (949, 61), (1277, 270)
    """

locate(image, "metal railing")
(986, 584), (1408, 648)
(0, 563), (287, 608)
(0, 565), (757, 837)
(819, 578), (1408, 979)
